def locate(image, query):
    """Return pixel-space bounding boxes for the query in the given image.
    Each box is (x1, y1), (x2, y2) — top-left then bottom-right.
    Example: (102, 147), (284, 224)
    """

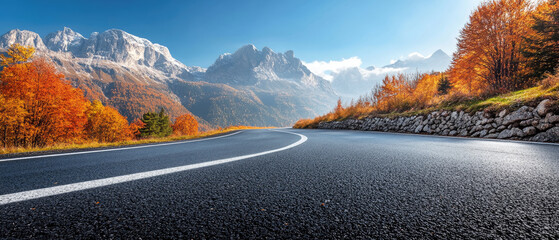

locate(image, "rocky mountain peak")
(430, 49), (448, 59)
(0, 29), (46, 50)
(44, 27), (85, 52)
(284, 50), (294, 59)
(204, 45), (332, 92)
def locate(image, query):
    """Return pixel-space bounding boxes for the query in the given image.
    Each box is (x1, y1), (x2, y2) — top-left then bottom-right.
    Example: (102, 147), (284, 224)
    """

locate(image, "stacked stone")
(317, 99), (559, 142)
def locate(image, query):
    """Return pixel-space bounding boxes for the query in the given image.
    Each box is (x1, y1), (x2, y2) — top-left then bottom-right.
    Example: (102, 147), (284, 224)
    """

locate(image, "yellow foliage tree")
(0, 94), (27, 147)
(85, 100), (132, 142)
(0, 44), (35, 66)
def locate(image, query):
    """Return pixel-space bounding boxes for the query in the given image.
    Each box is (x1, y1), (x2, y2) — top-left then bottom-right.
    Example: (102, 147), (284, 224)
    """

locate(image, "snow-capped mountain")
(1, 28), (203, 83)
(44, 27), (85, 52)
(0, 29), (47, 50)
(205, 44), (329, 89)
(203, 44), (337, 120)
(0, 28), (337, 127)
(383, 49), (451, 73)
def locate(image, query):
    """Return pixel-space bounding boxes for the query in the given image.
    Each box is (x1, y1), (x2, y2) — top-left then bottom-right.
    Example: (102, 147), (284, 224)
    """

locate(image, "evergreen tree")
(437, 74), (452, 95)
(524, 0), (559, 79)
(139, 108), (172, 138)
(157, 108), (173, 137)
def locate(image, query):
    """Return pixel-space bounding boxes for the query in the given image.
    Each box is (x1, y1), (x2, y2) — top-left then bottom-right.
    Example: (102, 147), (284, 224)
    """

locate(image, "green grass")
(377, 85), (559, 119)
(465, 86), (559, 112)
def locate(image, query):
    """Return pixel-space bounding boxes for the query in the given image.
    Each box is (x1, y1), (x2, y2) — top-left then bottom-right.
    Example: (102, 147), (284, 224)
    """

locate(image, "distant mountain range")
(382, 49), (451, 73)
(327, 50), (452, 100)
(0, 28), (337, 127)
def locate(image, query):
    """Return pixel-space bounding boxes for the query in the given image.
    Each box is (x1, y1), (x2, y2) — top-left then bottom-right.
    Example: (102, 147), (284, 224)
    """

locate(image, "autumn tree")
(85, 100), (131, 142)
(0, 94), (26, 147)
(0, 45), (89, 147)
(523, 0), (559, 79)
(172, 114), (199, 136)
(373, 74), (414, 112)
(0, 43), (35, 66)
(129, 118), (146, 139)
(449, 0), (535, 94)
(139, 108), (173, 138)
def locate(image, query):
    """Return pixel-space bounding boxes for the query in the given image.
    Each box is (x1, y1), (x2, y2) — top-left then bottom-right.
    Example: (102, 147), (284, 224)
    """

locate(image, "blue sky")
(1, 0), (481, 68)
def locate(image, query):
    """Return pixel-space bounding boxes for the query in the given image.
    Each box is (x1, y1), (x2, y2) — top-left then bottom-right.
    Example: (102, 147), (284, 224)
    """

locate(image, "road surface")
(1, 129), (559, 238)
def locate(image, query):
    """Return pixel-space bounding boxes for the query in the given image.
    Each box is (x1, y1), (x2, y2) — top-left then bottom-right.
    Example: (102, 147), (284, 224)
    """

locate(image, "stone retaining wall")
(317, 99), (559, 142)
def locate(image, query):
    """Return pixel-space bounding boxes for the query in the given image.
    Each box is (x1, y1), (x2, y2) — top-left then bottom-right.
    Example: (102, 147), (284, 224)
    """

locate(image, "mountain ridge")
(0, 28), (338, 127)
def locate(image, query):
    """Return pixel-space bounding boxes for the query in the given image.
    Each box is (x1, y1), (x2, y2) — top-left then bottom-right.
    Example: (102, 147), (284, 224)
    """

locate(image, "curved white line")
(0, 131), (243, 162)
(0, 130), (307, 205)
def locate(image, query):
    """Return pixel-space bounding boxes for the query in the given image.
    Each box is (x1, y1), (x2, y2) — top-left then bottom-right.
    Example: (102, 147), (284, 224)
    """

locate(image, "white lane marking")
(0, 131), (243, 163)
(0, 130), (307, 205)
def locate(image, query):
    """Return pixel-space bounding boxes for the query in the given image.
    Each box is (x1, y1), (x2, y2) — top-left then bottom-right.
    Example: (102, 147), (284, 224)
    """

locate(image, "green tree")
(523, 0), (559, 79)
(157, 108), (173, 137)
(139, 108), (172, 138)
(437, 74), (452, 95)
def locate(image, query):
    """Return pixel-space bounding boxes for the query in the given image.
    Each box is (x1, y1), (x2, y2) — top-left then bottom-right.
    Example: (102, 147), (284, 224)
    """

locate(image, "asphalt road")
(1, 129), (559, 239)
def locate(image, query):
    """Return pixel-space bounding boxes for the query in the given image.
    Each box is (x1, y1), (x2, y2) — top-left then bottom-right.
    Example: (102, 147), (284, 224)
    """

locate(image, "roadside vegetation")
(295, 0), (559, 129)
(0, 126), (270, 155)
(0, 44), (271, 154)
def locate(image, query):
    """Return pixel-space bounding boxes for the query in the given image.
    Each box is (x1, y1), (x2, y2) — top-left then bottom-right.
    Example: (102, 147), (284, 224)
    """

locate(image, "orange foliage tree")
(172, 114), (198, 136)
(0, 94), (26, 147)
(0, 45), (89, 147)
(85, 100), (132, 142)
(128, 118), (146, 139)
(449, 0), (535, 94)
(372, 74), (415, 112)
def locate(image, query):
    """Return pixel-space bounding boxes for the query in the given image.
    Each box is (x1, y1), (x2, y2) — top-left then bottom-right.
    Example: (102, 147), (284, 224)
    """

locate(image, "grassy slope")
(295, 84), (559, 129)
(383, 85), (559, 118)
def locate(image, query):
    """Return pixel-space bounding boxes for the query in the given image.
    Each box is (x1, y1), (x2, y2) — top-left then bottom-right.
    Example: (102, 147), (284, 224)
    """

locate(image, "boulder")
(502, 106), (533, 125)
(547, 115), (559, 124)
(423, 125), (432, 134)
(547, 127), (559, 142)
(511, 128), (525, 138)
(536, 123), (553, 131)
(498, 109), (508, 118)
(532, 132), (551, 142)
(522, 126), (537, 136)
(535, 99), (553, 117)
(498, 129), (513, 139)
(485, 133), (499, 138)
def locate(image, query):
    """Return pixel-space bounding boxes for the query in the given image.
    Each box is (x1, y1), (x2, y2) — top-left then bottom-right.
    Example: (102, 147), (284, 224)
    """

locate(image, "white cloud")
(303, 56), (406, 82)
(303, 57), (362, 81)
(361, 66), (407, 77)
(407, 52), (425, 60)
(303, 50), (450, 100)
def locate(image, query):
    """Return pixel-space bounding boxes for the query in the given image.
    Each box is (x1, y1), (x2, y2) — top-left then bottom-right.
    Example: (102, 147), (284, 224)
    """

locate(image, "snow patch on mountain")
(204, 44), (330, 89)
(0, 29), (47, 50)
(0, 28), (206, 83)
(44, 27), (85, 52)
